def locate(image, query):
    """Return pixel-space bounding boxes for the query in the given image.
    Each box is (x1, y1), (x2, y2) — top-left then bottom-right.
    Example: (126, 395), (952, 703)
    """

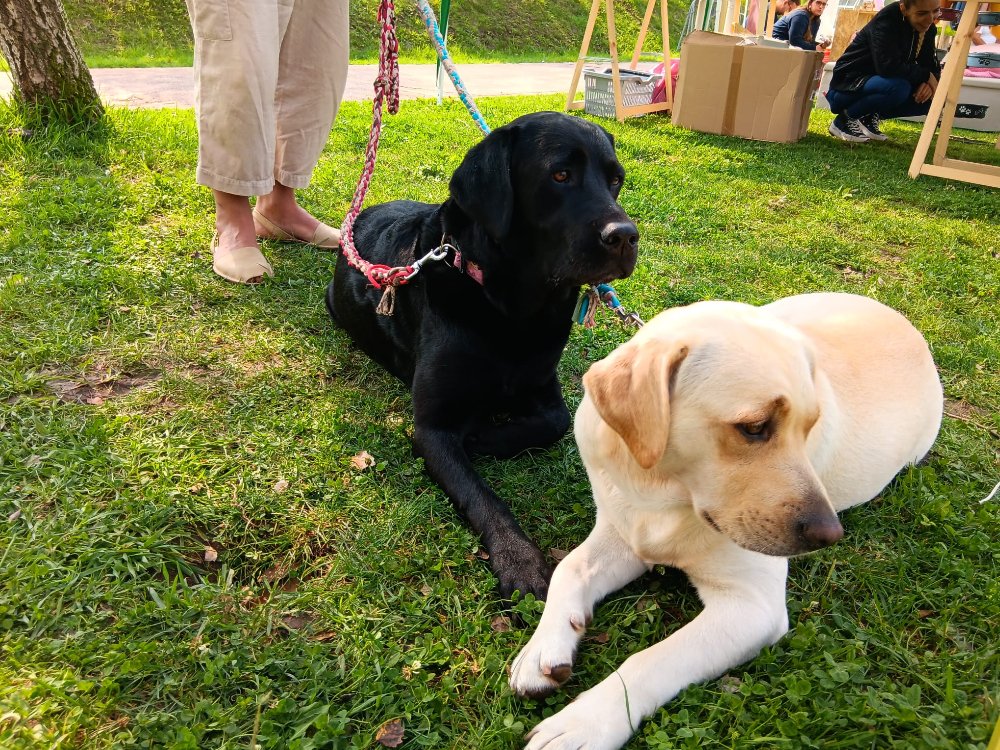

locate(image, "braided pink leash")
(339, 0), (413, 298)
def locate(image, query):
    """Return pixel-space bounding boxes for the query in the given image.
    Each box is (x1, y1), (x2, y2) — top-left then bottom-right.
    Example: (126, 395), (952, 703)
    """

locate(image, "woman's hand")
(914, 81), (934, 103)
(913, 72), (939, 104)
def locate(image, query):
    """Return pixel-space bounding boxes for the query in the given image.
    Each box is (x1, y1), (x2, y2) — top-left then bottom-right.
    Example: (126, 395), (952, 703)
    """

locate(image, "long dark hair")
(790, 5), (818, 41)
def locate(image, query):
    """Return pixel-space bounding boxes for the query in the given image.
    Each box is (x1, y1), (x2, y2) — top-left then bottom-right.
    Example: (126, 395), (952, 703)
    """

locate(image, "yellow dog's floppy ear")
(583, 341), (688, 470)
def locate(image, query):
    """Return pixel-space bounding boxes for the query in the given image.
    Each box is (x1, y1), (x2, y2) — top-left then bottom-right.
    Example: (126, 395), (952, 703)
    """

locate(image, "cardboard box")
(672, 31), (824, 143)
(830, 8), (877, 61)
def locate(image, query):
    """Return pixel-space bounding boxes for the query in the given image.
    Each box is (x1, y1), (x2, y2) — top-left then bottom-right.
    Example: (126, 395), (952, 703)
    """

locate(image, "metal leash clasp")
(403, 244), (451, 280)
(613, 306), (645, 328)
(597, 283), (645, 328)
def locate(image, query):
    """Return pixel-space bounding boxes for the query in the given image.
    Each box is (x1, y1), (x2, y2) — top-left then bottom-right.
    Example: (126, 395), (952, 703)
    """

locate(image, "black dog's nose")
(601, 221), (639, 256)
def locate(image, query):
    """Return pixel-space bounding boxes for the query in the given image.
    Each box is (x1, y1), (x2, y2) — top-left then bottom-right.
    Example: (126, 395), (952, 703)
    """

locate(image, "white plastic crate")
(583, 69), (661, 118)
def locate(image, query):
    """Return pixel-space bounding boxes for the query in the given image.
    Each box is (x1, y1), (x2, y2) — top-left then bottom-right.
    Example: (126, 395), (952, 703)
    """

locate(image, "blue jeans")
(826, 76), (932, 120)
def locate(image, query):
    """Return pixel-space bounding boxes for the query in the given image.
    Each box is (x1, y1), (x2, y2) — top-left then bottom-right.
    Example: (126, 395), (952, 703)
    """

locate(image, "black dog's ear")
(449, 124), (518, 241)
(599, 125), (615, 149)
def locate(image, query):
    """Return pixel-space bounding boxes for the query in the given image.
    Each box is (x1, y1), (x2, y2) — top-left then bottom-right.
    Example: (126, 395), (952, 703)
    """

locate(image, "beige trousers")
(186, 0), (350, 196)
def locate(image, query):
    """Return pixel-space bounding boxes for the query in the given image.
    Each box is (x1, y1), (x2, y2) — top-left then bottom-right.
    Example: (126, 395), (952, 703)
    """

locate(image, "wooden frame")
(766, 0), (780, 36)
(566, 0), (673, 122)
(829, 7), (878, 61)
(908, 1), (1000, 189)
(718, 0), (768, 35)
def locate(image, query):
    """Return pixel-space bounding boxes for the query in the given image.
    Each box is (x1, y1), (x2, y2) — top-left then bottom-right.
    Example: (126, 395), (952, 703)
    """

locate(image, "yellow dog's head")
(582, 301), (843, 557)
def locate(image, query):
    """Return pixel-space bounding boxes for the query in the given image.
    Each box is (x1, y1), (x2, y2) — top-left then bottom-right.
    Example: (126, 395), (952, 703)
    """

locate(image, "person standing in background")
(186, 0), (350, 284)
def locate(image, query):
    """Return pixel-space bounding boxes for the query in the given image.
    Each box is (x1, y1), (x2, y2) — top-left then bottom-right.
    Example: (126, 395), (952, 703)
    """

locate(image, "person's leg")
(254, 0), (350, 246)
(826, 88), (870, 141)
(188, 0), (282, 281)
(825, 87), (860, 115)
(841, 76), (911, 120)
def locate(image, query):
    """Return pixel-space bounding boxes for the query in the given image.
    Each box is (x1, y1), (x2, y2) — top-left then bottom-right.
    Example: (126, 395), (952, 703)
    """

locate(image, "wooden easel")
(908, 1), (1000, 188)
(766, 0), (780, 35)
(566, 0), (673, 121)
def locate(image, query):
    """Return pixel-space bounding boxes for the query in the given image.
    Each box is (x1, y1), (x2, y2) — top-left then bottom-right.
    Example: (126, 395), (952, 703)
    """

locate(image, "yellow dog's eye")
(737, 421), (770, 440)
(553, 170), (570, 183)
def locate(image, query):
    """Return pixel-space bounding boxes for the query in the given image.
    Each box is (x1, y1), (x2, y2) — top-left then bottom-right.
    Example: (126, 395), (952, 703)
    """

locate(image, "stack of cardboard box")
(672, 31), (825, 143)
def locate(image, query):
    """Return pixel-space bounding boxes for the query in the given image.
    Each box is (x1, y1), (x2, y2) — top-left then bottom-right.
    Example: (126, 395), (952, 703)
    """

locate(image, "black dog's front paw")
(492, 543), (553, 601)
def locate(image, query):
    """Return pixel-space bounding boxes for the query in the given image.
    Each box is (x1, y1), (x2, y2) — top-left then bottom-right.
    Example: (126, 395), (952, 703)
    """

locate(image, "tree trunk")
(0, 0), (103, 124)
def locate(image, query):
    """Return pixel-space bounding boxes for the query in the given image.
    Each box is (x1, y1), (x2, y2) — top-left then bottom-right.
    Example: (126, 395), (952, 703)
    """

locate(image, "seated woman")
(772, 0), (831, 50)
(826, 0), (943, 142)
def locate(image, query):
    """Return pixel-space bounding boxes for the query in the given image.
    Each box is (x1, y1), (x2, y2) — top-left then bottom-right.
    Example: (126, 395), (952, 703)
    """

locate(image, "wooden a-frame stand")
(566, 0), (673, 122)
(908, 1), (1000, 188)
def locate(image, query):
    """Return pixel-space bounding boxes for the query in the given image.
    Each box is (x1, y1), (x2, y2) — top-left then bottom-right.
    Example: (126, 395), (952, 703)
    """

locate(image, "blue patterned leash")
(575, 284), (645, 329)
(414, 0), (491, 135)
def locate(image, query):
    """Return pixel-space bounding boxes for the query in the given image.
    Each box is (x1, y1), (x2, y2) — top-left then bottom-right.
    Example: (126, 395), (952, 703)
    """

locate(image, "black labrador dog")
(326, 111), (638, 599)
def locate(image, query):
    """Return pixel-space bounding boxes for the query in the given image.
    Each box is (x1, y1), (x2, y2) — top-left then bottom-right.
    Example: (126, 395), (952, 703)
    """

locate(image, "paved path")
(0, 63), (579, 109)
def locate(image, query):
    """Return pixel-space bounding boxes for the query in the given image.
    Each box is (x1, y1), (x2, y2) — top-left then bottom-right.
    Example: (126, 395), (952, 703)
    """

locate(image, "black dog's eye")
(737, 421), (771, 441)
(552, 170), (570, 183)
(610, 175), (623, 187)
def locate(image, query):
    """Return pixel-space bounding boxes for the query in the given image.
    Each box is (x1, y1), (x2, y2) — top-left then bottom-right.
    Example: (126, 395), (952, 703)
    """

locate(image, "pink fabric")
(745, 0), (760, 34)
(965, 67), (1000, 77)
(651, 59), (682, 104)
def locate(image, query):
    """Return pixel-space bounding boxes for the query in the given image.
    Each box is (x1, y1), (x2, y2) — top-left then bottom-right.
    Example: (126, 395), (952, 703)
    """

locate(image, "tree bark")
(0, 0), (103, 124)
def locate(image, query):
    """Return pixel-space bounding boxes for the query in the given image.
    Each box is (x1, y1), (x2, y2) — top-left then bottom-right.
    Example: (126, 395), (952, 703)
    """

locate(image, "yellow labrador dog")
(509, 292), (942, 750)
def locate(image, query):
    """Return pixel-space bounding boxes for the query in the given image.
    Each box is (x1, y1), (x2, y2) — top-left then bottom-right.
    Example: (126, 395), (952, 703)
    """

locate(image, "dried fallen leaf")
(273, 479), (290, 493)
(312, 630), (337, 642)
(260, 563), (289, 583)
(549, 548), (570, 562)
(350, 451), (375, 470)
(420, 583), (432, 597)
(280, 614), (310, 630)
(720, 675), (743, 693)
(474, 548), (490, 560)
(25, 455), (41, 469)
(590, 631), (610, 644)
(375, 718), (404, 748)
(7, 509), (21, 522)
(85, 396), (105, 405)
(491, 615), (512, 633)
(204, 546), (218, 563)
(917, 609), (935, 619)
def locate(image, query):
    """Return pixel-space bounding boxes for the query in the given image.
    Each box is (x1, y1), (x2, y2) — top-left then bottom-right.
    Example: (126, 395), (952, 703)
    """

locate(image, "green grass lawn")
(1, 96), (998, 750)
(53, 0), (691, 69)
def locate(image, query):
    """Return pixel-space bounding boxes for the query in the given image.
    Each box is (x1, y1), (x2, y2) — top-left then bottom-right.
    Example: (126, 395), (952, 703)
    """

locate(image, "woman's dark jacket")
(772, 8), (822, 50)
(830, 1), (940, 91)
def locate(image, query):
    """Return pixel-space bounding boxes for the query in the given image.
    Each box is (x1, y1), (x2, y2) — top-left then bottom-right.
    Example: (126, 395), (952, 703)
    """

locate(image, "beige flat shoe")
(253, 208), (341, 249)
(211, 234), (274, 284)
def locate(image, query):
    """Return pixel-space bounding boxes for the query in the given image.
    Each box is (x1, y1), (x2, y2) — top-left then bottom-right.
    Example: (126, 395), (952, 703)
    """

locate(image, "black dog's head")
(447, 111), (638, 287)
